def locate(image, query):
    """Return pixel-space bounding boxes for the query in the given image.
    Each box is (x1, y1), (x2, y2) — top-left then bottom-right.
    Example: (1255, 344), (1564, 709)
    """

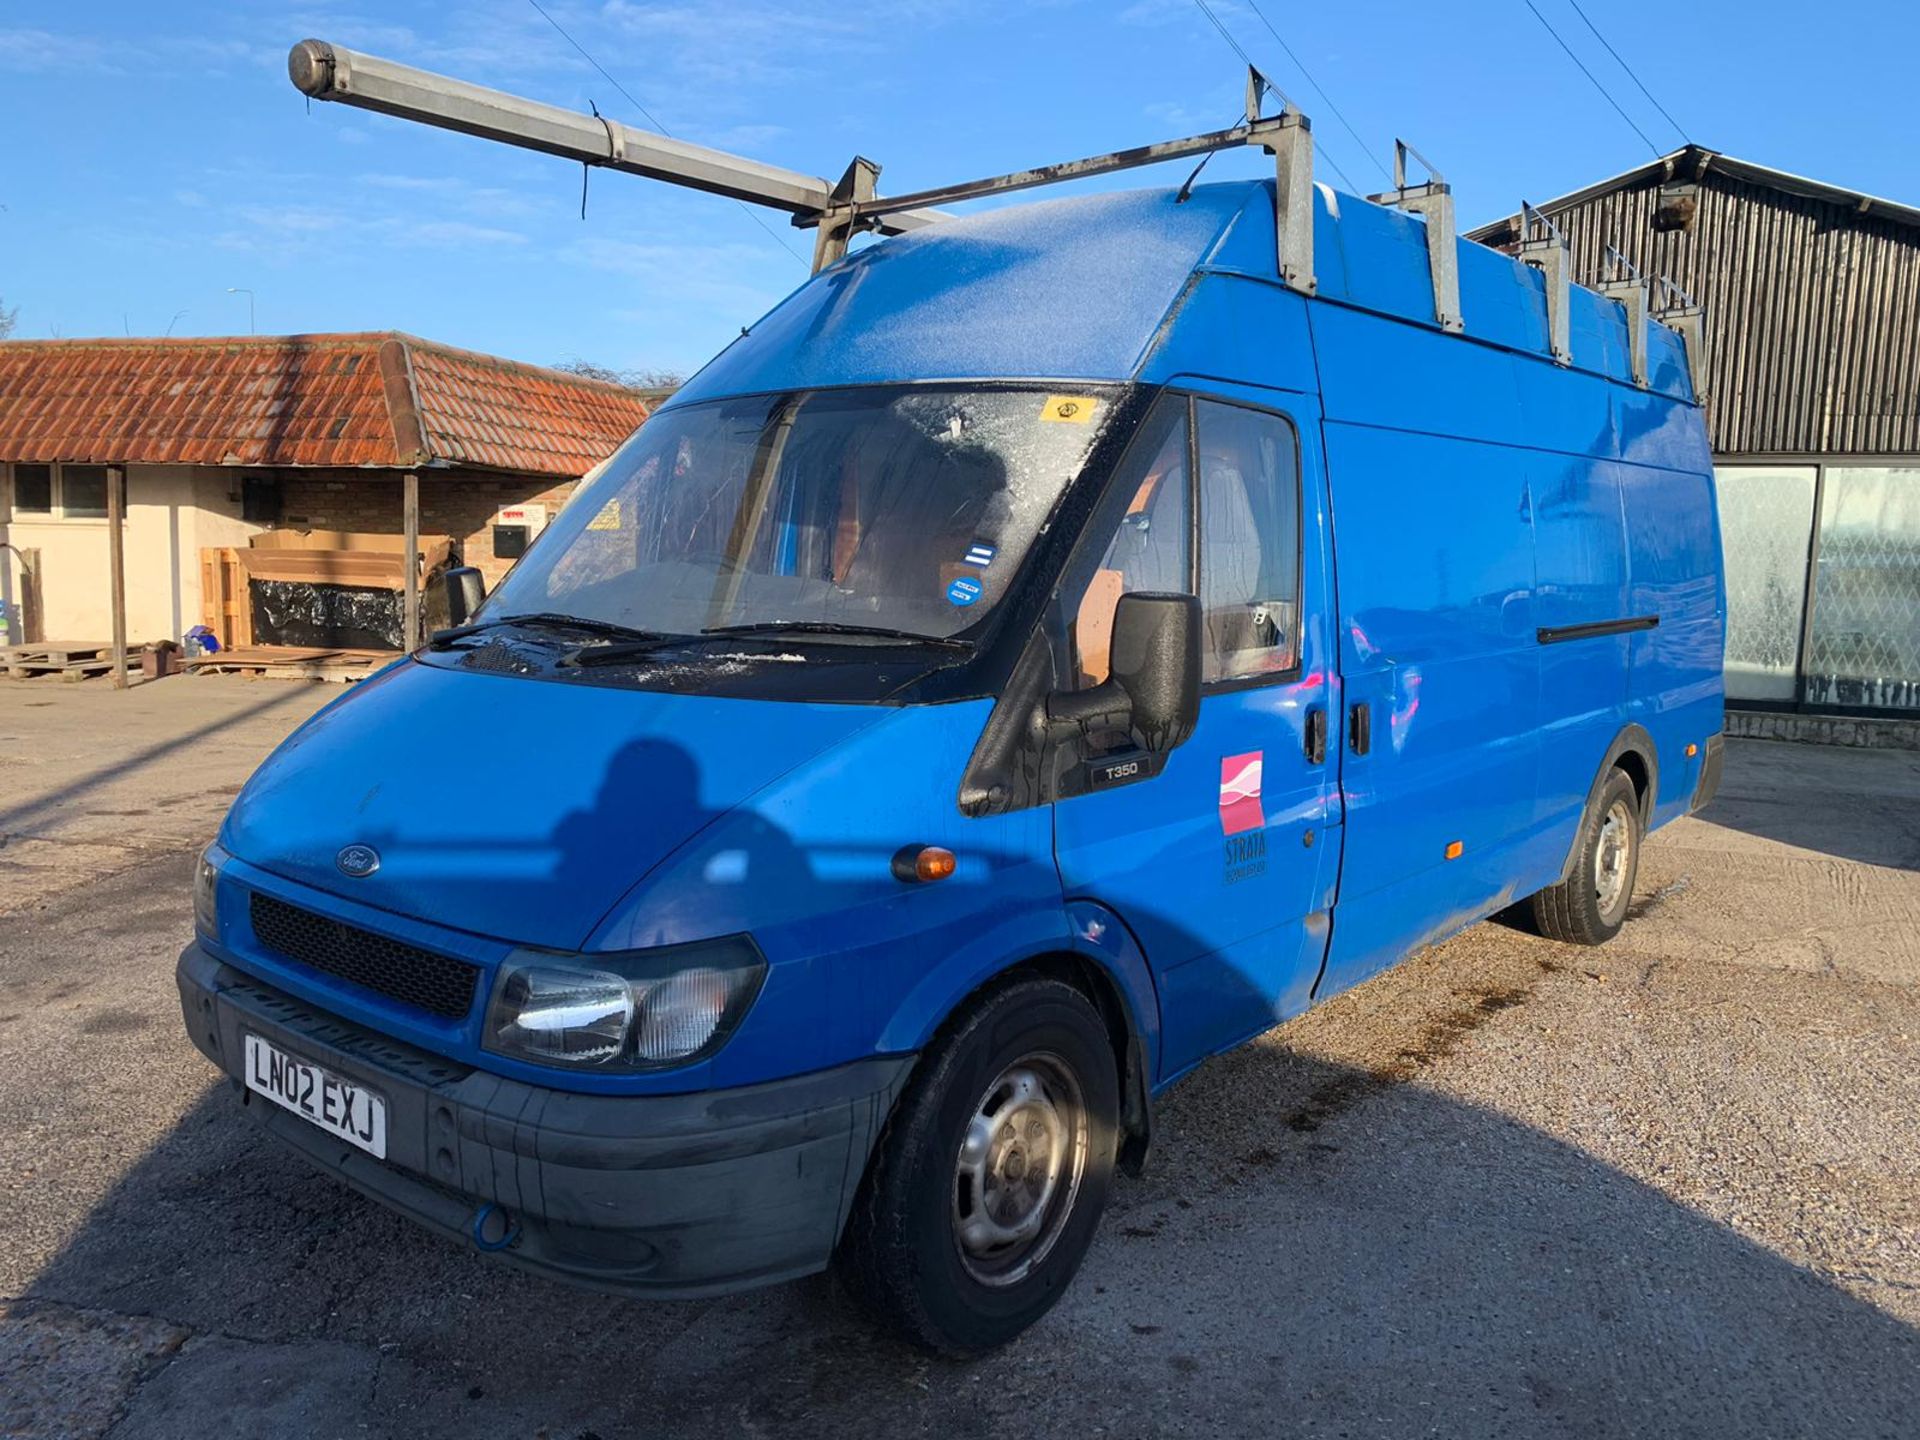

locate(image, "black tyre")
(1531, 767), (1643, 945)
(835, 975), (1119, 1356)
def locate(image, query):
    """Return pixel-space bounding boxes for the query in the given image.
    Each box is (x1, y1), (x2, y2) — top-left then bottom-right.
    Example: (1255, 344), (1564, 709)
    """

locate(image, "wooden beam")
(107, 466), (128, 690)
(401, 471), (420, 649)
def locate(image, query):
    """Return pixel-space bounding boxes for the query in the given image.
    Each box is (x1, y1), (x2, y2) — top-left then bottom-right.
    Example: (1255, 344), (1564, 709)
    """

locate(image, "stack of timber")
(182, 645), (391, 684)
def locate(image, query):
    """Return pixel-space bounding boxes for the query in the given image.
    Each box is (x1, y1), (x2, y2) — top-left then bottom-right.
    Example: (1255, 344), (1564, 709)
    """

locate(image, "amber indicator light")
(1444, 840), (1464, 860)
(892, 845), (957, 883)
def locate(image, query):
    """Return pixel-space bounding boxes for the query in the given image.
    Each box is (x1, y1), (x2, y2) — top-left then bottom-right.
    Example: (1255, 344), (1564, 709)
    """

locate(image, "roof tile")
(0, 332), (652, 477)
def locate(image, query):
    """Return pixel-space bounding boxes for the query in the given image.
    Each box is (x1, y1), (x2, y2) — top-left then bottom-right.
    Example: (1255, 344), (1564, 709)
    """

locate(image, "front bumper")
(177, 943), (913, 1299)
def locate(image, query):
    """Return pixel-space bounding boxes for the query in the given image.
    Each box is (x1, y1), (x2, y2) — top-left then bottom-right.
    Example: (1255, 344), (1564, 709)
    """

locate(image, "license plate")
(243, 1033), (388, 1159)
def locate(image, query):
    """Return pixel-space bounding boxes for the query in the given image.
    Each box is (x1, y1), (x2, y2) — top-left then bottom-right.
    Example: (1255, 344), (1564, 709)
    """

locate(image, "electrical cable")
(1239, 0), (1393, 186)
(523, 0), (808, 265)
(1188, 0), (1361, 193)
(1566, 0), (1689, 145)
(1523, 0), (1662, 157)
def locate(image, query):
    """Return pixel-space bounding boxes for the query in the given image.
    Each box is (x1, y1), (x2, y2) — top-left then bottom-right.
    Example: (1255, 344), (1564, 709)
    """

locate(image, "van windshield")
(480, 385), (1115, 644)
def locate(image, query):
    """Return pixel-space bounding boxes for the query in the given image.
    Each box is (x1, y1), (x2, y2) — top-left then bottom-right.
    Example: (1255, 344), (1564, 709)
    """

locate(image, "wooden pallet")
(1, 642), (133, 680)
(182, 645), (396, 684)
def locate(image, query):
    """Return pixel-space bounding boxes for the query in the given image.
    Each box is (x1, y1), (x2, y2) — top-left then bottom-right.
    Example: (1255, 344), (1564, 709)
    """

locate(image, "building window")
(1716, 465), (1818, 703)
(12, 464), (53, 515)
(1716, 461), (1920, 715)
(1804, 466), (1920, 712)
(4, 462), (121, 520)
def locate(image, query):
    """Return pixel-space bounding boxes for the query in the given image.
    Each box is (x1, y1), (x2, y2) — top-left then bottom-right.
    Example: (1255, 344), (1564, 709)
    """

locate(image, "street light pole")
(226, 287), (255, 334)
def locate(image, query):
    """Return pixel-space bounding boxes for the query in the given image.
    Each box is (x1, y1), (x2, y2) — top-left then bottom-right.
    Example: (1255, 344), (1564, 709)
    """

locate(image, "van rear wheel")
(1531, 768), (1643, 945)
(835, 975), (1118, 1356)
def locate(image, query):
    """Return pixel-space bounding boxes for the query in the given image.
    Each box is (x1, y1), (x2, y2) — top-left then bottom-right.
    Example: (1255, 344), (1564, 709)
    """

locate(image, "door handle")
(1304, 707), (1327, 765)
(1348, 701), (1372, 756)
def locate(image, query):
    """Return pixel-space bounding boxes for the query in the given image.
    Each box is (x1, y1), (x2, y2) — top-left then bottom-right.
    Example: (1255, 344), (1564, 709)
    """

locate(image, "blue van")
(179, 174), (1725, 1354)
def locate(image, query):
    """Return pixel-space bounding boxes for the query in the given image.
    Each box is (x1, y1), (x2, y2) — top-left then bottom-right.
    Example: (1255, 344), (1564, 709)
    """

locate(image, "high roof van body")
(180, 176), (1725, 1353)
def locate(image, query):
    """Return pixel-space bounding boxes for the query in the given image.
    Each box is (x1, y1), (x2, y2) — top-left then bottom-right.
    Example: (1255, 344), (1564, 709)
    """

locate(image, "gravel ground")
(1, 676), (1916, 1438)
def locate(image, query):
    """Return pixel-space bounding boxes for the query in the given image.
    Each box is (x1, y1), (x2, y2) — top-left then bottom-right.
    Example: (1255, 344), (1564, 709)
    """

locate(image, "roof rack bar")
(286, 40), (946, 236)
(1368, 140), (1462, 333)
(1599, 244), (1650, 387)
(1517, 201), (1573, 366)
(843, 116), (1291, 222)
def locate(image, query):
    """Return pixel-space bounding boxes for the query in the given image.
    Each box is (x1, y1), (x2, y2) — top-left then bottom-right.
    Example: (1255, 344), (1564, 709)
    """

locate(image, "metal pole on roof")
(106, 465), (128, 691)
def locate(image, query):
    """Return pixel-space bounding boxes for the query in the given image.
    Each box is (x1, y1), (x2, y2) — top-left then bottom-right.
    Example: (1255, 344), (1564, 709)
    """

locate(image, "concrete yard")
(1, 674), (1916, 1438)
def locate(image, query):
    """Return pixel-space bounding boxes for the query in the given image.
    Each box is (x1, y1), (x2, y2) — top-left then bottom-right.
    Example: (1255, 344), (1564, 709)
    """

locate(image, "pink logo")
(1219, 752), (1264, 836)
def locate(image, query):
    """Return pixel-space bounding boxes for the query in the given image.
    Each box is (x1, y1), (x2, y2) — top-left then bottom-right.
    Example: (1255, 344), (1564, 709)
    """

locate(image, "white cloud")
(0, 28), (118, 74)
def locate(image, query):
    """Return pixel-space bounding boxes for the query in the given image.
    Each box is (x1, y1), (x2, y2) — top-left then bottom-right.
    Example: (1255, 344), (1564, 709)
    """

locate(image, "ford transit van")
(180, 174), (1725, 1354)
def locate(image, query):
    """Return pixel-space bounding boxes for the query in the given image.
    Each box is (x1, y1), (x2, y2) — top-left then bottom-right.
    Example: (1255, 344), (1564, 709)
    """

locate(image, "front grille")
(249, 892), (480, 1020)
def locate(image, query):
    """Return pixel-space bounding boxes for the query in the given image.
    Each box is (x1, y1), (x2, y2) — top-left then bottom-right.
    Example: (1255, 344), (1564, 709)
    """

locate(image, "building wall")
(0, 464), (258, 645)
(1478, 162), (1920, 456)
(275, 471), (577, 590)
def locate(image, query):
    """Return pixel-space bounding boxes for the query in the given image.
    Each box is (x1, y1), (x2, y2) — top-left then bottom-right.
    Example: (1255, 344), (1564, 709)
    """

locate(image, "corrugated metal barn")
(1471, 147), (1920, 717)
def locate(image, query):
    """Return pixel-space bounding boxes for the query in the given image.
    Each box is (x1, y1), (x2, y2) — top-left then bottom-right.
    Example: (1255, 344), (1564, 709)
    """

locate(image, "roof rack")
(287, 42), (1319, 284)
(1516, 201), (1573, 365)
(1653, 274), (1708, 402)
(1598, 245), (1651, 387)
(1369, 141), (1463, 334)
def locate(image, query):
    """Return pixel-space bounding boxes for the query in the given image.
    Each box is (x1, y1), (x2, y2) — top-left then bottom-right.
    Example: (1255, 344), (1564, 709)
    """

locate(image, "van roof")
(670, 178), (1696, 409)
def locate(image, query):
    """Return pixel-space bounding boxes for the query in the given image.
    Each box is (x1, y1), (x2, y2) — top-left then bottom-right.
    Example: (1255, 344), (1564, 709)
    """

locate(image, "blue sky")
(3, 1), (1915, 376)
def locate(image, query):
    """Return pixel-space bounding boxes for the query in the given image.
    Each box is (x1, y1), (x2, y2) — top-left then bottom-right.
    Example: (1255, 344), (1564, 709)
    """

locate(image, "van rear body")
(180, 174), (1724, 1352)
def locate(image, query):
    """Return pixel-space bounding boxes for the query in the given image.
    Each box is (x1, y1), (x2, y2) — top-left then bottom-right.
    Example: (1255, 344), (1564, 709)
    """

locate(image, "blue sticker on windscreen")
(947, 577), (983, 607)
(963, 541), (997, 567)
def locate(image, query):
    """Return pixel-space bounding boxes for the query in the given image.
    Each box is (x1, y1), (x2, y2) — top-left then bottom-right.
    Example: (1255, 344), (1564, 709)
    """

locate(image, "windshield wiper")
(699, 620), (973, 652)
(429, 613), (671, 649)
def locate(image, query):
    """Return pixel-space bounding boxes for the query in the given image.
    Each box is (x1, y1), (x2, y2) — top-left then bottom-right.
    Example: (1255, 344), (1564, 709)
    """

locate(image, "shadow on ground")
(1691, 738), (1920, 872)
(22, 990), (1919, 1439)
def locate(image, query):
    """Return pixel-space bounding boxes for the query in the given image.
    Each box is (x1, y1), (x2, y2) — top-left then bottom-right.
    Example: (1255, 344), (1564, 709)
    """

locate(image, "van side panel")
(1309, 307), (1548, 996)
(1620, 460), (1726, 826)
(1529, 453), (1633, 845)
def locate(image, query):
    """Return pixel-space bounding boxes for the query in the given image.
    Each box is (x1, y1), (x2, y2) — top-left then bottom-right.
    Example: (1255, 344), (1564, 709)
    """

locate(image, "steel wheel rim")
(951, 1052), (1088, 1287)
(1594, 798), (1635, 918)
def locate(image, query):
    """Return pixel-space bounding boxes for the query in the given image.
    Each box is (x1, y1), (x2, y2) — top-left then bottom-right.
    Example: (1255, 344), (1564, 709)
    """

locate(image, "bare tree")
(0, 297), (17, 340)
(551, 358), (683, 390)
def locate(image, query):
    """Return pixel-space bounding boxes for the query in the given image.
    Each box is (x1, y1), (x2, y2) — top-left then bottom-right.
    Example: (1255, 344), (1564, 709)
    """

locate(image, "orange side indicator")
(1444, 840), (1464, 861)
(1686, 742), (1699, 757)
(893, 845), (957, 884)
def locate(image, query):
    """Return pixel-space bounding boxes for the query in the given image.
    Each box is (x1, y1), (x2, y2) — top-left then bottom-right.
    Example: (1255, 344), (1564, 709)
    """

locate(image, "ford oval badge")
(336, 844), (381, 878)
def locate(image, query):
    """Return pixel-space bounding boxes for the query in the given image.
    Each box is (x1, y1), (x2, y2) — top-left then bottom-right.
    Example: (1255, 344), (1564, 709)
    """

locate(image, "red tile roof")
(0, 333), (655, 477)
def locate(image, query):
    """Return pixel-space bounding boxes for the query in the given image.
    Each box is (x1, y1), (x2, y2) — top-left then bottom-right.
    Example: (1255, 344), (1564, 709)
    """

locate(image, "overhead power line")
(1523, 0), (1661, 157)
(1566, 0), (1690, 145)
(523, 0), (808, 265)
(1239, 0), (1393, 186)
(1186, 0), (1362, 194)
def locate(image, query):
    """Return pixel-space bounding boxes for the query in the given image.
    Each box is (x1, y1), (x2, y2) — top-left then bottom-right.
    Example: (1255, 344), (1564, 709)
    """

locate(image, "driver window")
(1072, 404), (1191, 686)
(1072, 395), (1301, 687)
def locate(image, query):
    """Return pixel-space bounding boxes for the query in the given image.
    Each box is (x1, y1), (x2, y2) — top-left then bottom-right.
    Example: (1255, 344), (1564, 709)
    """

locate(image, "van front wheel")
(1531, 768), (1643, 945)
(835, 976), (1119, 1356)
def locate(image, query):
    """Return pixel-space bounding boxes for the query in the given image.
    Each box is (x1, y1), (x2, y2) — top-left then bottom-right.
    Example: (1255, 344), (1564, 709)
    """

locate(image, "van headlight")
(483, 936), (767, 1071)
(194, 844), (227, 940)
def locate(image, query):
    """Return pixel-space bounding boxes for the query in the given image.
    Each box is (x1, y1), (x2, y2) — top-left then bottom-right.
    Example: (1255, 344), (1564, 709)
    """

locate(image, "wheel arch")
(1556, 723), (1660, 883)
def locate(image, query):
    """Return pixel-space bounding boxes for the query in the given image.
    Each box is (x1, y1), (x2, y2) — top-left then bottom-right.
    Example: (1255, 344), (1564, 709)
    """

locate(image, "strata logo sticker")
(947, 577), (983, 607)
(1218, 752), (1264, 836)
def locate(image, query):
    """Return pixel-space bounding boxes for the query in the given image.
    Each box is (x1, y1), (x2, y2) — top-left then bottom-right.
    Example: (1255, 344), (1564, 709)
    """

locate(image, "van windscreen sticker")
(962, 541), (997, 567)
(1040, 395), (1100, 424)
(946, 577), (984, 607)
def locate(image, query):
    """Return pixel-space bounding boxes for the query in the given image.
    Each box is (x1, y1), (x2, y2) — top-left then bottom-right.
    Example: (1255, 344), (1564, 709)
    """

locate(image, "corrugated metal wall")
(1503, 169), (1920, 455)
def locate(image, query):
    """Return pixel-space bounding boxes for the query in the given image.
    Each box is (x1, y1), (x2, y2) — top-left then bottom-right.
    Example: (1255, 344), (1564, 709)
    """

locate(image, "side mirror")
(1108, 591), (1202, 752)
(1047, 591), (1201, 755)
(442, 566), (486, 628)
